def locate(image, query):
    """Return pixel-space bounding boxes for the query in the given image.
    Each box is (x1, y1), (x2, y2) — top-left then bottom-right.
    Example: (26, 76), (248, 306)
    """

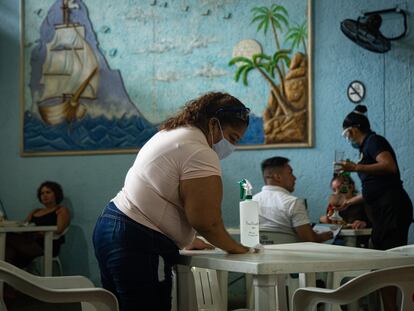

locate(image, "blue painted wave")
(23, 112), (263, 153)
(23, 112), (158, 152)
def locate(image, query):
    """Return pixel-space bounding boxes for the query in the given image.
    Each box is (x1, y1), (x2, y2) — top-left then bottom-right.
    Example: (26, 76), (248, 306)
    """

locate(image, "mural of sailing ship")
(38, 0), (98, 125)
(24, 0), (157, 153)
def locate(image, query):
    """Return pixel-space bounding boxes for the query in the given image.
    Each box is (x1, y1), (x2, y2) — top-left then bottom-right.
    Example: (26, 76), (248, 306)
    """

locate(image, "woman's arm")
(339, 151), (398, 175)
(337, 194), (364, 211)
(180, 175), (249, 254)
(55, 207), (70, 235)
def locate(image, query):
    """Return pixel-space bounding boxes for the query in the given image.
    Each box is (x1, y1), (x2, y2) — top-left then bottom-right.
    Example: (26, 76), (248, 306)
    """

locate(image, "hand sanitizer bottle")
(239, 179), (260, 247)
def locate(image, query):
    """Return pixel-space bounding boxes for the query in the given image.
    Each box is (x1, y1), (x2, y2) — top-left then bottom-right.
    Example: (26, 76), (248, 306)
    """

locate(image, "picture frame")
(20, 0), (313, 156)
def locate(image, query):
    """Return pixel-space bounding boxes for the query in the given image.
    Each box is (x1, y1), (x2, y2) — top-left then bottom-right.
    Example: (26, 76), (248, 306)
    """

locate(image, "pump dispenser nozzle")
(239, 178), (253, 200)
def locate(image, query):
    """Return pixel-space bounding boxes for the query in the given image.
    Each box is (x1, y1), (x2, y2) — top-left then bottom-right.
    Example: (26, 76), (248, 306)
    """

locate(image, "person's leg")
(6, 233), (44, 268)
(369, 188), (412, 311)
(93, 202), (179, 311)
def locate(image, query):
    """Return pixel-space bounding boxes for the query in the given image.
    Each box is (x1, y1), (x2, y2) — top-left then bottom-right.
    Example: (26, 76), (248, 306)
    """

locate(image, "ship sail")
(37, 17), (99, 125)
(40, 25), (99, 101)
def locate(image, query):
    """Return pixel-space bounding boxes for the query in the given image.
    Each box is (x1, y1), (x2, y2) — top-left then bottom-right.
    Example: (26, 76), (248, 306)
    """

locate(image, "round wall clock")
(347, 80), (365, 103)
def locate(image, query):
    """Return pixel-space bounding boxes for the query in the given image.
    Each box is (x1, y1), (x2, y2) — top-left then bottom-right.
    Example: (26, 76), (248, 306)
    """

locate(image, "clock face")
(347, 80), (365, 103)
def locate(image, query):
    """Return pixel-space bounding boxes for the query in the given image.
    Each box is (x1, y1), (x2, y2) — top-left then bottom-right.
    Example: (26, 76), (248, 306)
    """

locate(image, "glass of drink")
(334, 150), (345, 173)
(328, 193), (344, 222)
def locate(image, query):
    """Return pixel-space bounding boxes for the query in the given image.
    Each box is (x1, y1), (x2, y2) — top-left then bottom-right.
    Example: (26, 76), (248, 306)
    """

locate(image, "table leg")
(217, 271), (228, 308)
(343, 236), (357, 247)
(43, 232), (53, 276)
(299, 272), (316, 287)
(253, 274), (277, 311)
(176, 265), (197, 311)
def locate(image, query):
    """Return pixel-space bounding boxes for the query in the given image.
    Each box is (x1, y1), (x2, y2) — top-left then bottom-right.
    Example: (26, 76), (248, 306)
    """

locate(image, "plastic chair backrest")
(0, 260), (119, 311)
(387, 244), (414, 255)
(190, 267), (250, 311)
(53, 226), (69, 240)
(292, 265), (414, 311)
(191, 267), (225, 311)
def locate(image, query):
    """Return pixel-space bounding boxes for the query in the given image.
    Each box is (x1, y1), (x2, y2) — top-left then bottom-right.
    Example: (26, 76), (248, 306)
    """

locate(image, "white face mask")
(211, 120), (236, 160)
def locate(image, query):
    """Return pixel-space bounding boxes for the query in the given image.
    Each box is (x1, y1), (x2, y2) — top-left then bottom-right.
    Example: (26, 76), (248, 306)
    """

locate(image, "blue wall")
(1, 0), (413, 285)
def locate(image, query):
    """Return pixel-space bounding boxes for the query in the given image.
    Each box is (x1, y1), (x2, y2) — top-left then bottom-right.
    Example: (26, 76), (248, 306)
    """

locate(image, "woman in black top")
(6, 181), (70, 267)
(336, 105), (413, 311)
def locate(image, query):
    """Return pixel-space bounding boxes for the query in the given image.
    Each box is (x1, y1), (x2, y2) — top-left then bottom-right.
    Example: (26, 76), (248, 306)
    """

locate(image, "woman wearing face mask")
(93, 92), (251, 311)
(336, 104), (413, 311)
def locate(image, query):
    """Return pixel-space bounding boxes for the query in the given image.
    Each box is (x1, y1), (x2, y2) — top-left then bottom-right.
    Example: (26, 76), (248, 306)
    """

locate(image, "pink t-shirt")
(113, 126), (221, 248)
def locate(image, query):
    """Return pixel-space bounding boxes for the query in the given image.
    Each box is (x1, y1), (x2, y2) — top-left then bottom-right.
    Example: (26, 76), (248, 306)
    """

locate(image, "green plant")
(229, 4), (307, 97)
(229, 4), (310, 143)
(285, 21), (307, 54)
(228, 50), (290, 95)
(251, 4), (289, 54)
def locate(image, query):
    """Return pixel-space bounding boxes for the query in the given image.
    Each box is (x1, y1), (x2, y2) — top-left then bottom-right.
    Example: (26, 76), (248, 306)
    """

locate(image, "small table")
(0, 223), (57, 276)
(338, 228), (372, 247)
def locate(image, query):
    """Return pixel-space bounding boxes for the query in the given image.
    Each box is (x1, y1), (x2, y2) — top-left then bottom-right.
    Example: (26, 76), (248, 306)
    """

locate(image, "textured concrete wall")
(0, 0), (413, 285)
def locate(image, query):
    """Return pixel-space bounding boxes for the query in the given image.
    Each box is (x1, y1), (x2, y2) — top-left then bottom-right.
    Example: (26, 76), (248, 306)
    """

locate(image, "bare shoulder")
(56, 206), (70, 215)
(30, 208), (43, 215)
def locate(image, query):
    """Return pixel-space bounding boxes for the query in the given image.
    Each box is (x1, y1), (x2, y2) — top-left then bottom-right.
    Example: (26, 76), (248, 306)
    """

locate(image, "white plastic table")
(0, 224), (57, 276)
(179, 242), (414, 311)
(338, 228), (372, 247)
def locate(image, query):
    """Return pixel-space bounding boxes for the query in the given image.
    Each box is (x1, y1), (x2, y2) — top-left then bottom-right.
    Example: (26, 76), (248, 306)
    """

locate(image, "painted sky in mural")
(22, 0), (307, 153)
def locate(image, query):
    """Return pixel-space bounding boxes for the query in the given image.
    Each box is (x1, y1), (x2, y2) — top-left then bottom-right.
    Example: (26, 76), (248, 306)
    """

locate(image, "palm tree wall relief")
(229, 3), (310, 145)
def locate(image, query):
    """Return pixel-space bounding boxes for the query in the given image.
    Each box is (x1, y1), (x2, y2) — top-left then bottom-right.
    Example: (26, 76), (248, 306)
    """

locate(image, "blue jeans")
(93, 202), (179, 311)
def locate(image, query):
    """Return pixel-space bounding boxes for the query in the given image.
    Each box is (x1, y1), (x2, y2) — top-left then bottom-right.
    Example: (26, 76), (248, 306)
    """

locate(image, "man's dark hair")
(261, 156), (290, 175)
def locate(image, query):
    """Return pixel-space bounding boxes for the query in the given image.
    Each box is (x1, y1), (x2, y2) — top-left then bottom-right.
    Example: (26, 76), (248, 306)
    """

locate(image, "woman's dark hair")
(37, 181), (64, 204)
(159, 92), (250, 132)
(342, 105), (371, 132)
(331, 174), (355, 187)
(331, 174), (358, 194)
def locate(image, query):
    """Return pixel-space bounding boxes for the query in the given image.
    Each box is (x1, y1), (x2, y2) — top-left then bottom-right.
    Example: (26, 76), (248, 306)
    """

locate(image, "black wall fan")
(341, 8), (407, 53)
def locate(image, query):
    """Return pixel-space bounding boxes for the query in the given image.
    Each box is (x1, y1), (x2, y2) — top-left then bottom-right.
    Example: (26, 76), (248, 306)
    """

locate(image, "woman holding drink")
(335, 104), (413, 311)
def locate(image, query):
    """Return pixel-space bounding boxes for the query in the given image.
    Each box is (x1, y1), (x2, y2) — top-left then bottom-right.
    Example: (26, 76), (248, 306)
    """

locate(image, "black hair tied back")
(343, 104), (371, 132)
(353, 104), (368, 116)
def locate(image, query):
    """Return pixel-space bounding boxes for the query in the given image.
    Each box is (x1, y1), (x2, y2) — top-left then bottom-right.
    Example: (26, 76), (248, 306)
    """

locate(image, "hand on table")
(184, 237), (215, 250)
(351, 220), (367, 229)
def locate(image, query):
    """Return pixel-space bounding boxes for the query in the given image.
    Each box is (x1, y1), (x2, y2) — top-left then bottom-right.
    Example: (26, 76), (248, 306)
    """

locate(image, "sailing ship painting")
(38, 0), (99, 125)
(23, 0), (157, 154)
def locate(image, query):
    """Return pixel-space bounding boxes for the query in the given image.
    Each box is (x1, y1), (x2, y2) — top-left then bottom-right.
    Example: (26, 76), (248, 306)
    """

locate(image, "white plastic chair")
(191, 267), (250, 311)
(323, 244), (414, 311)
(34, 226), (69, 275)
(388, 244), (414, 255)
(292, 265), (414, 311)
(51, 226), (69, 275)
(0, 260), (118, 311)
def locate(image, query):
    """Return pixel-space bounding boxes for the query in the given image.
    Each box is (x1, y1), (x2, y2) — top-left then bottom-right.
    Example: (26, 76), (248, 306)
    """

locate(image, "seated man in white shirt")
(253, 156), (333, 244)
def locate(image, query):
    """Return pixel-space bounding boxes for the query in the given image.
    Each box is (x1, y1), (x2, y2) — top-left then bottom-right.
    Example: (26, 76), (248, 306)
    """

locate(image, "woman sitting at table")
(6, 181), (70, 268)
(320, 174), (371, 247)
(320, 174), (371, 229)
